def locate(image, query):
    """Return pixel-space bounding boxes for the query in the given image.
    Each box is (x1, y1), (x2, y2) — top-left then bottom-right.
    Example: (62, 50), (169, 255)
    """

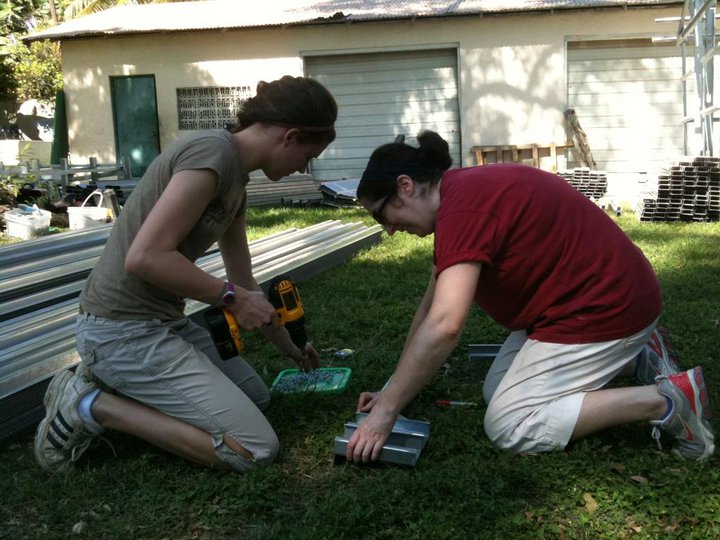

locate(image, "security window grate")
(176, 86), (252, 130)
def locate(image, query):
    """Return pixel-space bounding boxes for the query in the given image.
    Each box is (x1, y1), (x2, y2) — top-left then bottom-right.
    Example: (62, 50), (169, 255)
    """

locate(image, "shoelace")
(69, 433), (117, 463)
(651, 426), (663, 450)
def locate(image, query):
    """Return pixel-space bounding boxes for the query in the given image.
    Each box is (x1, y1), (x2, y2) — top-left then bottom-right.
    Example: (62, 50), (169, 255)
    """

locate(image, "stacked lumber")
(636, 157), (720, 222)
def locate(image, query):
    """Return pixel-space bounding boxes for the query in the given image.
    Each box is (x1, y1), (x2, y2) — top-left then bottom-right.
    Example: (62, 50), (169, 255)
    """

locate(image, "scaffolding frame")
(678, 0), (717, 156)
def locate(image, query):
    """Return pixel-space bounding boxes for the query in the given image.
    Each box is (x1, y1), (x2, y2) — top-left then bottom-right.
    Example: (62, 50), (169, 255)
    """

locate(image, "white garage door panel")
(338, 105), (459, 125)
(324, 136), (462, 157)
(307, 49), (460, 180)
(567, 39), (686, 173)
(321, 138), (462, 179)
(570, 80), (682, 93)
(569, 69), (680, 83)
(336, 86), (459, 107)
(327, 131), (460, 151)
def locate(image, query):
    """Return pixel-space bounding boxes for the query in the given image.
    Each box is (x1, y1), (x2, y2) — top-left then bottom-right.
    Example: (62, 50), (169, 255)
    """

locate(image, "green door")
(110, 75), (160, 178)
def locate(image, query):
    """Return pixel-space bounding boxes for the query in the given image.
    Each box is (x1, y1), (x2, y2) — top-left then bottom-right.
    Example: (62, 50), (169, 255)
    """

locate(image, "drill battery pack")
(205, 307), (243, 360)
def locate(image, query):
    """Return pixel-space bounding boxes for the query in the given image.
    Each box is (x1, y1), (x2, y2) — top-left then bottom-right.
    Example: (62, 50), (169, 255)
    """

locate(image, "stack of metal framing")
(637, 156), (720, 222)
(0, 220), (382, 444)
(557, 168), (608, 200)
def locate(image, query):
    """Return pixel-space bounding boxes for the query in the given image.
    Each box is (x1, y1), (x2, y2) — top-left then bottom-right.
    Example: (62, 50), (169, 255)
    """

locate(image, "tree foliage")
(6, 39), (62, 102)
(1, 1), (201, 103)
(1, 1), (57, 102)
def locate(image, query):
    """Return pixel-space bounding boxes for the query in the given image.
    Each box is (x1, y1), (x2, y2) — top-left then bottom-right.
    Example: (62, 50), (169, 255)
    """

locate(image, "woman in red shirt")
(347, 130), (714, 463)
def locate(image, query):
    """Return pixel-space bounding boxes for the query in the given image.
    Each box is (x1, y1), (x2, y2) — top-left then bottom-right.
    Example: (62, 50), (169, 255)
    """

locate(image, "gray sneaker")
(635, 325), (681, 385)
(34, 370), (104, 473)
(651, 366), (715, 460)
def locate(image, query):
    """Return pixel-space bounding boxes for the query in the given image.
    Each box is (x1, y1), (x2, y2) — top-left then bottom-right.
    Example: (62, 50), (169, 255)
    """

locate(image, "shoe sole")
(686, 367), (715, 460)
(33, 370), (74, 472)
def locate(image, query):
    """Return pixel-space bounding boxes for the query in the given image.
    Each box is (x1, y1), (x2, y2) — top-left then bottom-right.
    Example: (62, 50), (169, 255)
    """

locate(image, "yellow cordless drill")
(266, 274), (307, 350)
(205, 274), (306, 360)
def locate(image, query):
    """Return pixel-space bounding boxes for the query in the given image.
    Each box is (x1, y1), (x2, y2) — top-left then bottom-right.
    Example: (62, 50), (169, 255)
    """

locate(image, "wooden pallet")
(471, 142), (574, 172)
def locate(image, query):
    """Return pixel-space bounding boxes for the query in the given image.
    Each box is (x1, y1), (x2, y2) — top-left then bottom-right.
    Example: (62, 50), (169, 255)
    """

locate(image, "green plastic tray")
(270, 367), (352, 394)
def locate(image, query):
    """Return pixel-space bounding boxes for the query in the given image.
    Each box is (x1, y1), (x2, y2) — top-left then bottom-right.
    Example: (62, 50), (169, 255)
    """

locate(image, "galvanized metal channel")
(0, 223), (113, 269)
(0, 220), (382, 443)
(334, 412), (431, 467)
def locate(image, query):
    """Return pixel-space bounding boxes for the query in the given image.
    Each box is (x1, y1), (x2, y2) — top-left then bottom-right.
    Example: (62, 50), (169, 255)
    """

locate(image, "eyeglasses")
(371, 194), (392, 226)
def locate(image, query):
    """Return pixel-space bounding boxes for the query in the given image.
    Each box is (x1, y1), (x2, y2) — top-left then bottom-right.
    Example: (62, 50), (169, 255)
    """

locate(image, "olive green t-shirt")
(80, 130), (249, 320)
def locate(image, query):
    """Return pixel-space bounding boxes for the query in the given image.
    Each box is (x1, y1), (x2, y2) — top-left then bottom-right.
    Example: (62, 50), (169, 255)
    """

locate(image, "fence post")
(122, 156), (133, 180)
(89, 157), (98, 182)
(60, 157), (69, 192)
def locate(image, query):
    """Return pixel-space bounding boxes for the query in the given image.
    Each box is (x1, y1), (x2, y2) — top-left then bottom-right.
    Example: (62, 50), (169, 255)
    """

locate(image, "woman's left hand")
(346, 405), (396, 462)
(291, 342), (320, 372)
(302, 342), (321, 371)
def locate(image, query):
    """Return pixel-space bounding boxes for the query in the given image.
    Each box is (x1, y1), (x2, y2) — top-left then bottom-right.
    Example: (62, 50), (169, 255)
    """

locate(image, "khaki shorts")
(75, 313), (279, 471)
(482, 320), (658, 454)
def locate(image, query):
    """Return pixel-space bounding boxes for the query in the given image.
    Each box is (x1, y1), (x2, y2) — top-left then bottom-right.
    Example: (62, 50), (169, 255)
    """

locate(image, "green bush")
(5, 38), (62, 102)
(0, 174), (22, 205)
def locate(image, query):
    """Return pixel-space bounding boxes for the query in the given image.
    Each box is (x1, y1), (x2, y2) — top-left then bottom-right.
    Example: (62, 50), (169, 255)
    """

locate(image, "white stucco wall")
(60, 6), (681, 169)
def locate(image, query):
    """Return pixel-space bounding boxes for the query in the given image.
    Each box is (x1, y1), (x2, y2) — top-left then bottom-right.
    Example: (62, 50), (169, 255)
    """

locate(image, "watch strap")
(219, 281), (236, 308)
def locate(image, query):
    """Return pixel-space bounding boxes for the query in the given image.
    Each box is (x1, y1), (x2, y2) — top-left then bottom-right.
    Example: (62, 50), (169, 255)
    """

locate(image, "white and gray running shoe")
(651, 366), (715, 461)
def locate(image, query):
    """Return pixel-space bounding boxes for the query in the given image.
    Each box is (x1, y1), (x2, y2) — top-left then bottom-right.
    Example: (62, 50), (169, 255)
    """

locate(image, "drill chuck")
(284, 317), (307, 350)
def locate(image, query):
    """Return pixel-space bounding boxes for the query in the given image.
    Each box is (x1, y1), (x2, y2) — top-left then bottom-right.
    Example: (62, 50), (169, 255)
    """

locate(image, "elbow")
(124, 246), (150, 276)
(437, 318), (465, 343)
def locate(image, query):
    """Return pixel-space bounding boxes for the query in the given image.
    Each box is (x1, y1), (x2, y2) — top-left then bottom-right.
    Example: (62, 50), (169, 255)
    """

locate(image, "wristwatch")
(219, 281), (236, 308)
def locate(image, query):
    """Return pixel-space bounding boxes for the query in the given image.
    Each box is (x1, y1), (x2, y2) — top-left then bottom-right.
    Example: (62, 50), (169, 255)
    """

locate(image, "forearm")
(400, 268), (437, 354)
(376, 320), (461, 416)
(260, 324), (303, 359)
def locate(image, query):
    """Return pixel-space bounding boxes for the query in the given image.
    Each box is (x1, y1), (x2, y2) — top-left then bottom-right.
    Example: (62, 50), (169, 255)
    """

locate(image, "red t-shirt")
(433, 164), (662, 344)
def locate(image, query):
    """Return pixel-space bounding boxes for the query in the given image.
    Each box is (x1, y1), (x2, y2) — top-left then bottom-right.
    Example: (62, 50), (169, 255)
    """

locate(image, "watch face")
(222, 291), (235, 303)
(221, 282), (235, 307)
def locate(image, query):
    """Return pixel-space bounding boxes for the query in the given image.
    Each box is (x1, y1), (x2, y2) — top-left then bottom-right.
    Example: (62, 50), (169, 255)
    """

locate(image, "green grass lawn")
(2, 207), (719, 539)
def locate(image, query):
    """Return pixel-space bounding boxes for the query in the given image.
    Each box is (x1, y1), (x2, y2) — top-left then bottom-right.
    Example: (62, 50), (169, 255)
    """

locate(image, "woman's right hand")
(356, 391), (381, 413)
(229, 289), (278, 330)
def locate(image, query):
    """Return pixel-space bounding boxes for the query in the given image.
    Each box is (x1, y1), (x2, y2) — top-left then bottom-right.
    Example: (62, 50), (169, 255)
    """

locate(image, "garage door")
(306, 48), (460, 181)
(567, 39), (687, 174)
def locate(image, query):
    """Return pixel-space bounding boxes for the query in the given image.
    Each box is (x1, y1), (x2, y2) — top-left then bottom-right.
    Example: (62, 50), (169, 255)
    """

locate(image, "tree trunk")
(48, 0), (58, 24)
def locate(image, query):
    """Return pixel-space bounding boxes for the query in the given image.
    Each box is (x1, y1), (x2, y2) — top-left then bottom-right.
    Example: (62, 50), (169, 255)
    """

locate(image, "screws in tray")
(273, 370), (335, 393)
